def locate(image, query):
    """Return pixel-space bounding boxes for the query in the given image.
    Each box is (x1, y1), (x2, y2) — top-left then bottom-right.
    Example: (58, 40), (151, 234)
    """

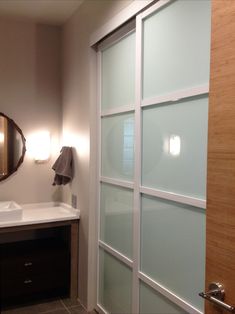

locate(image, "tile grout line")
(77, 301), (88, 313)
(40, 304), (69, 314)
(60, 298), (87, 312)
(60, 299), (71, 314)
(2, 300), (72, 314)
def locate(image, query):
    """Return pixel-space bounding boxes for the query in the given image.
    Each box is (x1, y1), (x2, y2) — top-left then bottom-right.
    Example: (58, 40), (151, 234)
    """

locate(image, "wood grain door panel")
(206, 0), (235, 313)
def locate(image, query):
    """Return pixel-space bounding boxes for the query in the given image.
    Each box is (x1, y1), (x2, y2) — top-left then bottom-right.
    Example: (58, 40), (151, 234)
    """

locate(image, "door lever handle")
(199, 282), (235, 312)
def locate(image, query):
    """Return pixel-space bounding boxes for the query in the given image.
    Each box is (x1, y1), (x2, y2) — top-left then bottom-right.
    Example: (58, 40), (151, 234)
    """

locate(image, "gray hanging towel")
(52, 146), (73, 185)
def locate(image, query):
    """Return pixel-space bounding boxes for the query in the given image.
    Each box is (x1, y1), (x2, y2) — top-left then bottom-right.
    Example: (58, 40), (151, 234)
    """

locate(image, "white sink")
(0, 201), (22, 221)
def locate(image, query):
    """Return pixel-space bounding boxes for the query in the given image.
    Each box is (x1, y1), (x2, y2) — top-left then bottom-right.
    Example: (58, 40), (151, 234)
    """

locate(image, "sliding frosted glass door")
(98, 30), (135, 314)
(98, 1), (211, 313)
(139, 2), (210, 311)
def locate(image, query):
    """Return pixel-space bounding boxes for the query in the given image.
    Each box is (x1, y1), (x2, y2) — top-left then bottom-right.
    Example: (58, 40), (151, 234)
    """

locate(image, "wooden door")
(206, 0), (235, 313)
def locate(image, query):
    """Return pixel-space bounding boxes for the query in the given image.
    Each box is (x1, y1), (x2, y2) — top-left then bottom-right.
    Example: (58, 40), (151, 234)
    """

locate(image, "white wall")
(0, 18), (62, 204)
(62, 0), (133, 309)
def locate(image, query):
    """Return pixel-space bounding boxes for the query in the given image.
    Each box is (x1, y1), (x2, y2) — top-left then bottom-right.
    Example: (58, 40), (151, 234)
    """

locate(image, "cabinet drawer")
(1, 249), (69, 279)
(1, 270), (69, 299)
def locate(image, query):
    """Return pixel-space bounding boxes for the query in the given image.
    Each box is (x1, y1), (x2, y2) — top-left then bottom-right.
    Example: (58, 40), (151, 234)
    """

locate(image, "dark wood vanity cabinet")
(0, 230), (71, 307)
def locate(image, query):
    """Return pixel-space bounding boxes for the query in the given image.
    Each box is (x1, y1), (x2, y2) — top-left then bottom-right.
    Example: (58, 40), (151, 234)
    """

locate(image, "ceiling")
(0, 0), (84, 25)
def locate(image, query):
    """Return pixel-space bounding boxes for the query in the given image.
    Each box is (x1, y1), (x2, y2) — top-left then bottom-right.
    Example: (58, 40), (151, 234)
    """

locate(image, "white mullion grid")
(140, 186), (206, 209)
(139, 0), (173, 20)
(101, 105), (135, 118)
(97, 1), (207, 313)
(99, 240), (133, 268)
(96, 50), (102, 309)
(99, 178), (206, 210)
(100, 176), (134, 190)
(132, 14), (142, 314)
(135, 3), (206, 314)
(141, 84), (209, 108)
(97, 38), (136, 313)
(138, 272), (203, 314)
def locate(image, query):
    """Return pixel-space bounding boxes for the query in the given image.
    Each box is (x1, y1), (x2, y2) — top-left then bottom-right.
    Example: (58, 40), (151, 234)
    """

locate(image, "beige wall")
(0, 1), (134, 309)
(0, 18), (62, 204)
(62, 0), (133, 309)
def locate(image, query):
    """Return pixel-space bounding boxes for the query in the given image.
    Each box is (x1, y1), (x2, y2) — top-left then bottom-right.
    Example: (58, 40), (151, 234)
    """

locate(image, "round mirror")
(0, 113), (26, 181)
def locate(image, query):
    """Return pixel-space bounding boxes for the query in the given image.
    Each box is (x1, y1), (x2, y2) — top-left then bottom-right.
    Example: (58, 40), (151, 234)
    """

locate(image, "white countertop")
(0, 202), (80, 228)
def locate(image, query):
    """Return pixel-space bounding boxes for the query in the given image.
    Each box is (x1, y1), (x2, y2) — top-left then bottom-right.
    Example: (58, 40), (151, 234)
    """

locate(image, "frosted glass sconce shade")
(28, 131), (51, 163)
(0, 132), (4, 143)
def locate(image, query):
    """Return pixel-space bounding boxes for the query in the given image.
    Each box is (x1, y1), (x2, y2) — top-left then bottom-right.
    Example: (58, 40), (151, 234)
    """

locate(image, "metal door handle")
(199, 282), (235, 312)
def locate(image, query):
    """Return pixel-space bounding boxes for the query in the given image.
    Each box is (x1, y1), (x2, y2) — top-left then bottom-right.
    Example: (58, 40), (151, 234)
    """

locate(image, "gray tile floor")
(1, 298), (97, 314)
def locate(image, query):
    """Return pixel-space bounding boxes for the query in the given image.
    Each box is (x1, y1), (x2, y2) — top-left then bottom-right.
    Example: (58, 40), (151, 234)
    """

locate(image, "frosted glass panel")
(99, 249), (132, 313)
(142, 96), (208, 199)
(140, 282), (187, 314)
(100, 183), (133, 258)
(101, 113), (134, 181)
(143, 0), (211, 99)
(141, 195), (205, 311)
(102, 32), (135, 110)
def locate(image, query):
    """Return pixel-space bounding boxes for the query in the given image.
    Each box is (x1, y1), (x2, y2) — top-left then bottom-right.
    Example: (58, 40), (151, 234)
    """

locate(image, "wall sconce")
(27, 131), (51, 163)
(169, 135), (181, 156)
(0, 132), (4, 143)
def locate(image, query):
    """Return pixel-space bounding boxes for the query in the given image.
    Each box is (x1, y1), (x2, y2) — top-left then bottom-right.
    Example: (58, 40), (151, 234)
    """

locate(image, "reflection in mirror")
(0, 113), (26, 181)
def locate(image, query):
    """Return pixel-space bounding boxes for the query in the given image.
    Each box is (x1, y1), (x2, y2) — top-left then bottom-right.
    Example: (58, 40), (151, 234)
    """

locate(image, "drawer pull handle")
(24, 262), (32, 267)
(24, 279), (32, 284)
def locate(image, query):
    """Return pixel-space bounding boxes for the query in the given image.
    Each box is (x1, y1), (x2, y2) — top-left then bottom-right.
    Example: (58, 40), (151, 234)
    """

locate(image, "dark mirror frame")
(0, 112), (26, 182)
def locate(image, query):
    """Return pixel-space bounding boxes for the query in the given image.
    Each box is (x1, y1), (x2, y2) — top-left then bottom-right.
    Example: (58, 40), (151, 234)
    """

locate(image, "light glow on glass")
(169, 135), (181, 156)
